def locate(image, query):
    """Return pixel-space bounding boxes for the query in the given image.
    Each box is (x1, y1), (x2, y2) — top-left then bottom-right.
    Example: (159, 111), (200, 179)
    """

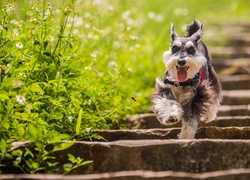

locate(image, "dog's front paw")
(156, 114), (181, 125)
(152, 97), (183, 125)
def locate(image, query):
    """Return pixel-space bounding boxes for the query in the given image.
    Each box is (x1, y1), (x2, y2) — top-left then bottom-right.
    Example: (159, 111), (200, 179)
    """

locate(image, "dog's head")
(163, 20), (207, 82)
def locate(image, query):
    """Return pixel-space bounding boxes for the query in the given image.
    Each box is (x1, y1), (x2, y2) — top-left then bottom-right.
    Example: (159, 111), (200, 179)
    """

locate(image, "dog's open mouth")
(176, 66), (189, 82)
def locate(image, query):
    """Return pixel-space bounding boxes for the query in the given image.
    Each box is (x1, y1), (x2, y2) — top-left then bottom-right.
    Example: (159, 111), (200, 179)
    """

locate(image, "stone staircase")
(1, 23), (250, 179)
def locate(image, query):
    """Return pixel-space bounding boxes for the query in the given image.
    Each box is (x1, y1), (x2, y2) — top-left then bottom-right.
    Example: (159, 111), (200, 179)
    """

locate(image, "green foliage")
(1, 0), (250, 174)
(0, 124), (91, 174)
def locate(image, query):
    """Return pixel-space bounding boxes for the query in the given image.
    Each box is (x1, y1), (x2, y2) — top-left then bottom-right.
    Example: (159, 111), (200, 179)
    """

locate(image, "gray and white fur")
(152, 20), (222, 139)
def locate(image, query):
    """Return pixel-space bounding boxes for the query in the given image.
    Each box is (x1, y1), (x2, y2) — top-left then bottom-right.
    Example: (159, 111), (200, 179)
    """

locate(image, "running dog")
(152, 20), (222, 139)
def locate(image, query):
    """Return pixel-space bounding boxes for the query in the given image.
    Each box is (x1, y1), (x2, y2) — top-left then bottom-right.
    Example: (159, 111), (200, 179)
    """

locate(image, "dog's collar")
(163, 69), (203, 87)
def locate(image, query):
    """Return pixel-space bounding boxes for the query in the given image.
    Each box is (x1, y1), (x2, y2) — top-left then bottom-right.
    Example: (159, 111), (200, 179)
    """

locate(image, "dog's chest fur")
(170, 86), (195, 105)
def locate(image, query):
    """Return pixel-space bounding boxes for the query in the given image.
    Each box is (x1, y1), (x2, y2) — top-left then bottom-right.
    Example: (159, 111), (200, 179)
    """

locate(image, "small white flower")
(108, 61), (118, 68)
(135, 44), (141, 49)
(108, 5), (114, 11)
(50, 36), (54, 42)
(16, 95), (26, 105)
(85, 66), (92, 70)
(122, 10), (131, 20)
(10, 19), (20, 26)
(74, 17), (83, 27)
(130, 35), (138, 40)
(32, 5), (38, 11)
(87, 33), (94, 39)
(84, 24), (91, 29)
(30, 27), (35, 35)
(12, 80), (24, 87)
(29, 17), (37, 22)
(67, 116), (73, 123)
(85, 128), (91, 134)
(127, 67), (134, 72)
(64, 5), (70, 12)
(148, 11), (156, 19)
(90, 53), (97, 58)
(85, 12), (91, 18)
(72, 29), (79, 34)
(19, 72), (27, 78)
(16, 42), (24, 49)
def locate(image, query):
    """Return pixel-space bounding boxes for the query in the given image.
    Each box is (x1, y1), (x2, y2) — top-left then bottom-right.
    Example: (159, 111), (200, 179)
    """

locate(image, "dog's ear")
(171, 23), (179, 42)
(191, 24), (203, 42)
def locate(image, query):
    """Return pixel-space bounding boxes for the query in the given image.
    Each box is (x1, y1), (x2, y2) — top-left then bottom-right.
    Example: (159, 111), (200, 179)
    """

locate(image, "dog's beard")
(163, 50), (207, 82)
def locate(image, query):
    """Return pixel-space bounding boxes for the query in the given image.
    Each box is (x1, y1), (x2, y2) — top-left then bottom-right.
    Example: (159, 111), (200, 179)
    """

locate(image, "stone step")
(2, 169), (250, 180)
(218, 105), (250, 116)
(94, 127), (250, 140)
(127, 114), (250, 129)
(210, 46), (250, 58)
(220, 75), (250, 90)
(230, 33), (250, 47)
(222, 90), (250, 105)
(212, 58), (250, 75)
(3, 140), (250, 174)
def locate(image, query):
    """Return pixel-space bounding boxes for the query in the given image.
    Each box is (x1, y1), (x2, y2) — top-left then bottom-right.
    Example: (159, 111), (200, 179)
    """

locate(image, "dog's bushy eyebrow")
(185, 41), (194, 48)
(171, 39), (182, 47)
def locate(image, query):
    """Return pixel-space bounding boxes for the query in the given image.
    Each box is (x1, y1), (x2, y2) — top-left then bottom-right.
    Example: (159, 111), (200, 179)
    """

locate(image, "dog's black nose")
(178, 59), (186, 66)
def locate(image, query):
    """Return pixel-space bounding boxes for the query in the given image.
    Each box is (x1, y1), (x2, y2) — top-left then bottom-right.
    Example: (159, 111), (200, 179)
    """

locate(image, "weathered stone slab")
(230, 33), (250, 46)
(209, 116), (250, 127)
(95, 127), (250, 140)
(218, 105), (250, 116)
(127, 113), (250, 129)
(220, 75), (250, 90)
(4, 140), (250, 174)
(212, 58), (250, 73)
(2, 169), (250, 180)
(222, 90), (250, 105)
(210, 46), (250, 58)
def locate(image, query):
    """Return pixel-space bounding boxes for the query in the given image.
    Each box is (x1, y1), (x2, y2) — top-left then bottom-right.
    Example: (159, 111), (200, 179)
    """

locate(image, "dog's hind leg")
(201, 99), (220, 123)
(178, 119), (198, 139)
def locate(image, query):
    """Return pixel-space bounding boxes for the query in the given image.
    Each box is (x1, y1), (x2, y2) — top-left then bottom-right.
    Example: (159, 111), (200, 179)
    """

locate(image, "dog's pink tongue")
(177, 67), (188, 82)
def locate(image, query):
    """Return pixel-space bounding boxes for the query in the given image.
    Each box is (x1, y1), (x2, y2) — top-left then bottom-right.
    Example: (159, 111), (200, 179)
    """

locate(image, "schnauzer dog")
(152, 20), (222, 139)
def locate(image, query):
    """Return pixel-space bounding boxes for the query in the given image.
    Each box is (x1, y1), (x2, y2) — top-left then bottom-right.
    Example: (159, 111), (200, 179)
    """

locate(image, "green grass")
(0, 0), (250, 174)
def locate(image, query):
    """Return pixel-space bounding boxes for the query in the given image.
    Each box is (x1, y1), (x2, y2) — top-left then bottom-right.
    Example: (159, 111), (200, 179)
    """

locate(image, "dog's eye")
(187, 46), (195, 55)
(171, 46), (180, 54)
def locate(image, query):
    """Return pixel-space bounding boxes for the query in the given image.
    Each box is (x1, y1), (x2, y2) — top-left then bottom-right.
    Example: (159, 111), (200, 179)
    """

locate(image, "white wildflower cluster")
(2, 4), (15, 13)
(121, 10), (143, 30)
(46, 3), (53, 15)
(32, 5), (38, 11)
(68, 16), (83, 27)
(147, 11), (164, 22)
(12, 80), (24, 88)
(174, 8), (189, 16)
(16, 95), (26, 105)
(10, 19), (21, 26)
